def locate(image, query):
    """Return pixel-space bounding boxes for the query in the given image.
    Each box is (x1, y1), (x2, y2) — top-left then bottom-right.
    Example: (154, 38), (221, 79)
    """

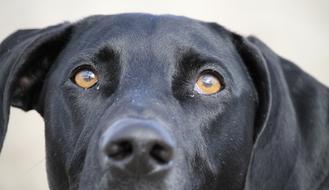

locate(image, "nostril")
(105, 141), (133, 160)
(150, 143), (174, 164)
(100, 118), (176, 175)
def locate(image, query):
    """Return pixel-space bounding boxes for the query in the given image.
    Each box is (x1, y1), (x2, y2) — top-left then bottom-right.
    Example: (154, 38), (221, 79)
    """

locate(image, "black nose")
(100, 118), (175, 175)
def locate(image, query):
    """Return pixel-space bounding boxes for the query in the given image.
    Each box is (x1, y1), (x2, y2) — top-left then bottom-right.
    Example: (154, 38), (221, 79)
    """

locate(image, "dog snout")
(99, 118), (175, 176)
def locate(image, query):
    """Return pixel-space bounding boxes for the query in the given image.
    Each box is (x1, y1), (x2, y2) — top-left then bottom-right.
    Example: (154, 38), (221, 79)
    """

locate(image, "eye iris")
(200, 75), (215, 87)
(74, 70), (98, 89)
(195, 74), (221, 95)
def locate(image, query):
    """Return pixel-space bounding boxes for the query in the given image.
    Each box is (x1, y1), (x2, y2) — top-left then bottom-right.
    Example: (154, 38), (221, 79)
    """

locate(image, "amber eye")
(194, 71), (223, 95)
(73, 68), (98, 89)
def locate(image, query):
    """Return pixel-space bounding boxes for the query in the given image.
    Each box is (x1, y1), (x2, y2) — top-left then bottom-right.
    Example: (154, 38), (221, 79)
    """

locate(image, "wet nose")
(99, 118), (175, 175)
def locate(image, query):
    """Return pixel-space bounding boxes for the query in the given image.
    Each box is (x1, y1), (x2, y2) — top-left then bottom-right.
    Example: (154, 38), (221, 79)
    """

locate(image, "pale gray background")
(0, 0), (328, 189)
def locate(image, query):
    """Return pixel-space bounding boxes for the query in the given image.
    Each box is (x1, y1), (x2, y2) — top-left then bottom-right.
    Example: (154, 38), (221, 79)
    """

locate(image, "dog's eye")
(73, 68), (98, 89)
(194, 71), (222, 95)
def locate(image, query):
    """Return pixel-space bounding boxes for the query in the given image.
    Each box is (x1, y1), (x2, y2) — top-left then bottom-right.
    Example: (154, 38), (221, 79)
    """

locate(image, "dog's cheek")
(78, 134), (104, 189)
(200, 100), (255, 189)
(42, 83), (110, 185)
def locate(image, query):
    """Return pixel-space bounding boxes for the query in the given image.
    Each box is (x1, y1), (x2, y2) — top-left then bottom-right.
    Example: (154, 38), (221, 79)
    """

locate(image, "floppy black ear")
(0, 23), (72, 152)
(232, 34), (329, 189)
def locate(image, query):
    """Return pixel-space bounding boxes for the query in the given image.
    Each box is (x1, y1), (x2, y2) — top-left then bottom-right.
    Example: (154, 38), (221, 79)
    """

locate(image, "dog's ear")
(231, 34), (329, 189)
(0, 23), (72, 152)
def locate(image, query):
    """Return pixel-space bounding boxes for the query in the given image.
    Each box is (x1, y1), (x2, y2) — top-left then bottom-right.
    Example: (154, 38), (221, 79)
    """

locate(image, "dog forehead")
(69, 14), (230, 52)
(75, 14), (205, 37)
(53, 14), (241, 89)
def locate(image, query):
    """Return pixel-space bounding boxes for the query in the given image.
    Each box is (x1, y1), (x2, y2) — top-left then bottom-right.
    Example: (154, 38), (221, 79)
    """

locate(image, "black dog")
(0, 13), (328, 190)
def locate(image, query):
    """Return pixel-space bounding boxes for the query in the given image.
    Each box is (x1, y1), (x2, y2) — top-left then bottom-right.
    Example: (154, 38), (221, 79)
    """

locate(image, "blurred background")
(0, 0), (328, 189)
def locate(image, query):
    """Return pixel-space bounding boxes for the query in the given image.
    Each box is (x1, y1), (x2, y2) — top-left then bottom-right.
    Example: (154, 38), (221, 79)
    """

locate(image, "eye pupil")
(80, 70), (95, 81)
(200, 75), (215, 87)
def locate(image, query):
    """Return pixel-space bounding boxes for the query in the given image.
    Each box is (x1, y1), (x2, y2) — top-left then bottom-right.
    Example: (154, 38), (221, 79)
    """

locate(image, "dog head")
(0, 14), (328, 190)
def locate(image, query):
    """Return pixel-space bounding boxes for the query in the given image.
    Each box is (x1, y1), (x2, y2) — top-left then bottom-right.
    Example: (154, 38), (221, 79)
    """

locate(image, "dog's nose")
(100, 118), (175, 175)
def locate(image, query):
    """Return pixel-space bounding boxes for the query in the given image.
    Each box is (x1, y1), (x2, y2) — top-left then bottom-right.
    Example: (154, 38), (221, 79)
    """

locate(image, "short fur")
(0, 14), (328, 190)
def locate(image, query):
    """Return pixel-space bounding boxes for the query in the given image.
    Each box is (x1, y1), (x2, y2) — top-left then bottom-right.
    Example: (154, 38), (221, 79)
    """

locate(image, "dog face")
(44, 14), (257, 189)
(0, 14), (328, 190)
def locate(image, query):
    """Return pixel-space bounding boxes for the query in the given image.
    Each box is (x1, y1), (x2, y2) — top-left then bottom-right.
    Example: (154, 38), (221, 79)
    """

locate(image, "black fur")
(0, 13), (328, 190)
